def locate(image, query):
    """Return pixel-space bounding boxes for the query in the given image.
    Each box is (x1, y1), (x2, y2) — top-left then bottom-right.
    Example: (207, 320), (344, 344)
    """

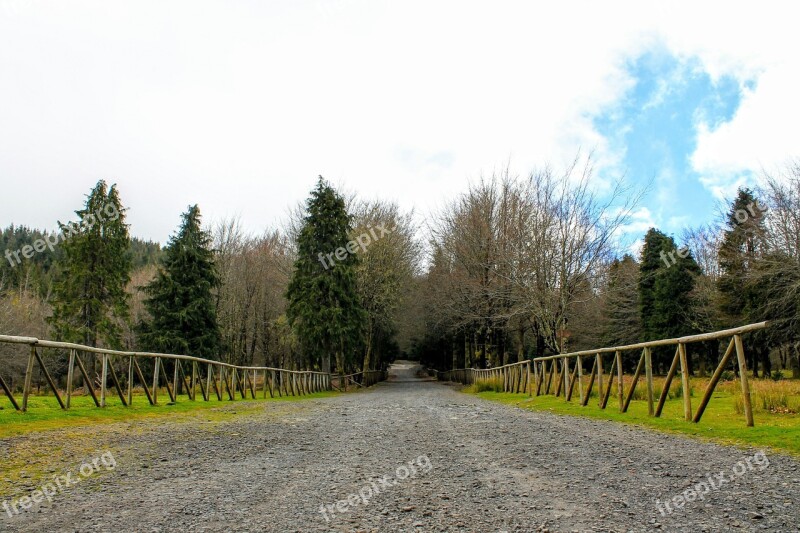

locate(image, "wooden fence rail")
(332, 370), (389, 391)
(0, 335), (387, 412)
(437, 322), (767, 427)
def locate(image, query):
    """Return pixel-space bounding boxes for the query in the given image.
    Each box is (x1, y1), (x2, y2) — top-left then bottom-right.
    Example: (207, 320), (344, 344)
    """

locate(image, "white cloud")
(692, 66), (800, 197)
(0, 0), (797, 241)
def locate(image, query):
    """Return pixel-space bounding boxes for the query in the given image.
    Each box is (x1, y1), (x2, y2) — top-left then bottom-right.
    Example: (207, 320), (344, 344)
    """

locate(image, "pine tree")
(49, 180), (131, 349)
(639, 228), (701, 371)
(640, 228), (702, 339)
(718, 188), (766, 326)
(138, 205), (222, 359)
(717, 188), (768, 375)
(653, 246), (701, 339)
(639, 228), (673, 341)
(286, 177), (364, 376)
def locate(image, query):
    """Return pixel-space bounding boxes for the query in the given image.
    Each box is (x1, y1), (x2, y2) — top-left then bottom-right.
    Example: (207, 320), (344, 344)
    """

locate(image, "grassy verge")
(0, 389), (341, 498)
(0, 389), (339, 439)
(464, 383), (800, 456)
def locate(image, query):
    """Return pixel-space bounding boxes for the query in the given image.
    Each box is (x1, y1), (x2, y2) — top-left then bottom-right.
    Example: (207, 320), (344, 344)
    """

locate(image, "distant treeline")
(0, 177), (419, 392)
(411, 160), (800, 379)
(1, 225), (161, 293)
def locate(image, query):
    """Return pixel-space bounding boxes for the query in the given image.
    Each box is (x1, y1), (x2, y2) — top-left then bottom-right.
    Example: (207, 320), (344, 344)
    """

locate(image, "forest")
(1, 158), (799, 392)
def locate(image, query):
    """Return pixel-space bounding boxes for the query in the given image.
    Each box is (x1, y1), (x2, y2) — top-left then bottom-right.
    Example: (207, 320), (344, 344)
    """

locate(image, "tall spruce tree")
(718, 188), (768, 374)
(50, 180), (131, 349)
(639, 228), (701, 370)
(286, 177), (364, 376)
(718, 188), (766, 326)
(139, 205), (222, 358)
(639, 228), (673, 342)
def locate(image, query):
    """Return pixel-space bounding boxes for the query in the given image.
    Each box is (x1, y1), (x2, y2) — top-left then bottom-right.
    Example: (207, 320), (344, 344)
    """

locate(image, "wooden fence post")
(596, 354), (604, 407)
(615, 350), (623, 412)
(173, 360), (180, 400)
(694, 338), (736, 422)
(191, 362), (198, 401)
(132, 358), (153, 405)
(622, 350), (645, 413)
(678, 343), (692, 421)
(22, 345), (35, 412)
(554, 360), (564, 397)
(33, 347), (66, 409)
(0, 373), (20, 411)
(566, 362), (578, 401)
(644, 347), (654, 416)
(734, 335), (754, 427)
(152, 357), (160, 405)
(581, 356), (597, 407)
(600, 358), (615, 409)
(655, 346), (680, 417)
(527, 362), (533, 396)
(127, 356), (134, 406)
(66, 349), (76, 409)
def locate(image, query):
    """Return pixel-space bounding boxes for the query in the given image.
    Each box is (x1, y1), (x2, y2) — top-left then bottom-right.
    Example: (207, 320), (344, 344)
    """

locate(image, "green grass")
(0, 388), (341, 498)
(0, 389), (339, 438)
(466, 388), (800, 456)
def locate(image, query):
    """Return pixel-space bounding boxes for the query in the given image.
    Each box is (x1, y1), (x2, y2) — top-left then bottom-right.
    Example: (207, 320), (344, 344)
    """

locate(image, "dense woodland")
(415, 160), (800, 378)
(2, 159), (800, 390)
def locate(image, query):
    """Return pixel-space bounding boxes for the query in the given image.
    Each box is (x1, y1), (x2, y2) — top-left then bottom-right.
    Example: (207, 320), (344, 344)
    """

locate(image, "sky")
(1, 0), (798, 249)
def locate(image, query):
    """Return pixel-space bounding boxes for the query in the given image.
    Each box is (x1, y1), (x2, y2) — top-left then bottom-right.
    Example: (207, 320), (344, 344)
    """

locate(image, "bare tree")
(351, 200), (421, 372)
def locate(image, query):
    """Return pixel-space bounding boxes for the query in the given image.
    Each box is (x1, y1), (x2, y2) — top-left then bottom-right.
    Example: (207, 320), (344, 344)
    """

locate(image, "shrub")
(733, 380), (800, 415)
(467, 377), (505, 393)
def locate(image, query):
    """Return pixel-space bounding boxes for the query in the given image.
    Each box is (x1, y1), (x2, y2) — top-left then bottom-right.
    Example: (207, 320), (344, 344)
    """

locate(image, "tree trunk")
(362, 327), (374, 373)
(535, 332), (545, 359)
(322, 352), (331, 375)
(478, 330), (486, 369)
(464, 331), (471, 368)
(761, 346), (772, 378)
(336, 338), (345, 388)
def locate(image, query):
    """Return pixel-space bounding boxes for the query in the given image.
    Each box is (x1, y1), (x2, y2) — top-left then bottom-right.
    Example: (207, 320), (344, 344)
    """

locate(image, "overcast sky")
(1, 1), (798, 247)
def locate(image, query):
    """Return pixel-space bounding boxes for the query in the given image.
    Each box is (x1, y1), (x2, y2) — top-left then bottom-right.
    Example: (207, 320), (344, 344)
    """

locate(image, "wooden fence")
(333, 370), (389, 391)
(437, 322), (767, 427)
(0, 335), (386, 412)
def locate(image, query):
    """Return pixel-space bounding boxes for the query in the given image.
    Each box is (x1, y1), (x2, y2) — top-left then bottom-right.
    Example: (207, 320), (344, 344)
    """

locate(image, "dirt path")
(1, 360), (799, 532)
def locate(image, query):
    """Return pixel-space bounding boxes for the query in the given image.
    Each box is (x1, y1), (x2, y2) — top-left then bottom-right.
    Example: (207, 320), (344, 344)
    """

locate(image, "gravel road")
(1, 360), (799, 532)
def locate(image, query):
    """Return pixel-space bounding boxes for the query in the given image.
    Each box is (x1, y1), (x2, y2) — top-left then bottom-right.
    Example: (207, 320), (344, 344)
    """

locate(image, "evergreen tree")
(717, 188), (768, 374)
(286, 177), (364, 376)
(718, 188), (766, 326)
(139, 205), (222, 358)
(652, 246), (701, 339)
(639, 228), (673, 341)
(640, 228), (702, 339)
(49, 180), (131, 348)
(639, 228), (701, 370)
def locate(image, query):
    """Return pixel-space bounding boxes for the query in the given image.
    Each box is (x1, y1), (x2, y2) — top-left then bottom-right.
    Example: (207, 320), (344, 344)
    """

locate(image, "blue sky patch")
(595, 49), (752, 244)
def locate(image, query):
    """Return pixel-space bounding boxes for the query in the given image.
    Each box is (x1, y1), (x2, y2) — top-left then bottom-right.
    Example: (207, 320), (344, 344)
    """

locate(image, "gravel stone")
(1, 361), (799, 532)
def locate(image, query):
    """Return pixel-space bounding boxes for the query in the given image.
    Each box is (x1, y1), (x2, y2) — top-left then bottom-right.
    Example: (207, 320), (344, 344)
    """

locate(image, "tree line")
(412, 161), (800, 379)
(0, 177), (419, 388)
(3, 160), (800, 389)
